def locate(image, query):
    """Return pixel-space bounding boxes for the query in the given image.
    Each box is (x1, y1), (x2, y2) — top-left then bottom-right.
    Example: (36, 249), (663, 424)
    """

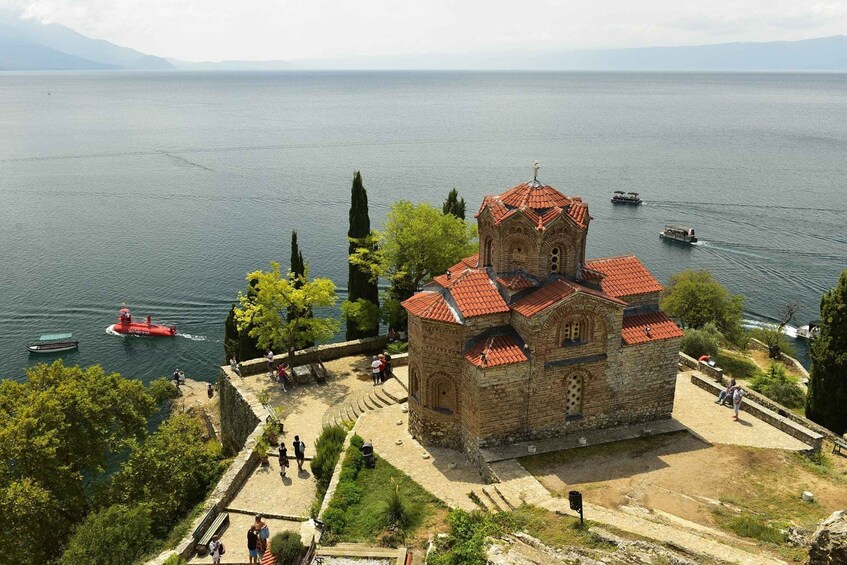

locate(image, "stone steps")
(321, 379), (408, 429)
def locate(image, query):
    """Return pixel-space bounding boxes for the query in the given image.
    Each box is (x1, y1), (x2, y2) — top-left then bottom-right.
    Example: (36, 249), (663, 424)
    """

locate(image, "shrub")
(269, 531), (304, 565)
(752, 364), (806, 409)
(387, 341), (408, 355)
(715, 352), (759, 380)
(59, 504), (153, 565)
(310, 425), (347, 502)
(680, 325), (721, 359)
(149, 377), (180, 403)
(163, 555), (188, 565)
(378, 481), (415, 530)
(321, 435), (365, 538)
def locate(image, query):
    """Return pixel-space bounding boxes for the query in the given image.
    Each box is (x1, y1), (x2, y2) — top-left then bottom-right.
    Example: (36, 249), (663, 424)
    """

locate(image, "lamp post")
(569, 490), (584, 525)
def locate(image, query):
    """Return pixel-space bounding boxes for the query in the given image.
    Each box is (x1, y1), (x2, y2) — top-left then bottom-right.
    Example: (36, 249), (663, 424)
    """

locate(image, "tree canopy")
(350, 201), (477, 302)
(235, 261), (339, 362)
(660, 270), (745, 344)
(806, 269), (847, 434)
(442, 188), (466, 220)
(58, 503), (154, 565)
(346, 171), (380, 340)
(0, 361), (158, 564)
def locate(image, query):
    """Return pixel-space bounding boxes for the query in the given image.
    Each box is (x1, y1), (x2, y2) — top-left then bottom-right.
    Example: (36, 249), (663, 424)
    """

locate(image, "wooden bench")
(195, 511), (229, 556)
(833, 436), (847, 457)
(310, 361), (327, 384)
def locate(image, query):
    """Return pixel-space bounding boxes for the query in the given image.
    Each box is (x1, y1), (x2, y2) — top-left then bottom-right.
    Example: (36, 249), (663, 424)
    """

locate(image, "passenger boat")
(111, 308), (177, 337)
(660, 224), (697, 244)
(27, 333), (79, 353)
(796, 321), (820, 341)
(611, 191), (643, 205)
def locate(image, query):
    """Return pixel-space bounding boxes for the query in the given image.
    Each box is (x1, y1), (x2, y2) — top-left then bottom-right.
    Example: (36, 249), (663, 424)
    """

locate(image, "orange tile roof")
(512, 279), (626, 317)
(448, 270), (510, 318)
(464, 335), (528, 368)
(401, 291), (459, 324)
(496, 272), (538, 291)
(584, 256), (664, 298)
(499, 181), (573, 209)
(621, 312), (683, 345)
(567, 200), (590, 228)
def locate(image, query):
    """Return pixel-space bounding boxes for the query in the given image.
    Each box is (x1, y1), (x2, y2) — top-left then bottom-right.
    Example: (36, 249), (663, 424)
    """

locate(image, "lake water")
(2, 71), (845, 382)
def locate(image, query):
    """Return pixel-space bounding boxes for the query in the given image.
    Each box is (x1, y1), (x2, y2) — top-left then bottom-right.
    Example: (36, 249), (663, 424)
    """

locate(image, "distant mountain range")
(1, 11), (846, 72)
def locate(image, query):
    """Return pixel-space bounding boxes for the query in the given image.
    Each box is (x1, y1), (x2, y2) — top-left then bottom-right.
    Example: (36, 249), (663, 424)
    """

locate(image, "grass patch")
(716, 351), (759, 380)
(321, 435), (446, 547)
(510, 505), (616, 551)
(723, 513), (786, 544)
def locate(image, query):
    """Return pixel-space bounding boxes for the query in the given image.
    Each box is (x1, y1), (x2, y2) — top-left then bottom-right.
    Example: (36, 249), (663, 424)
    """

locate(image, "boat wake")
(742, 318), (799, 338)
(177, 332), (207, 342)
(105, 324), (122, 336)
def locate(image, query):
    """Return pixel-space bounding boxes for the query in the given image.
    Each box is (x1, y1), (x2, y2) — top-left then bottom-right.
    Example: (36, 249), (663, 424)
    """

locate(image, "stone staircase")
(470, 460), (554, 513)
(321, 377), (409, 428)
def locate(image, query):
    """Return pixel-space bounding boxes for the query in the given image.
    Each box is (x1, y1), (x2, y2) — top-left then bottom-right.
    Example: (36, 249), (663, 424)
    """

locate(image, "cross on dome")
(533, 160), (540, 181)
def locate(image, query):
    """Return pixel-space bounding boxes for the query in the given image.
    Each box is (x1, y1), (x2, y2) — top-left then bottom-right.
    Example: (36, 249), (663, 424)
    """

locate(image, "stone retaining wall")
(219, 371), (262, 453)
(237, 336), (389, 377)
(678, 351), (725, 381)
(690, 372), (822, 451)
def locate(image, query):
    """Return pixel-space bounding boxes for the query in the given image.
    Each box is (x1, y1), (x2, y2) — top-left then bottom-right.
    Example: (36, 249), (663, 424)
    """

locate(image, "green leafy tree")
(0, 361), (157, 564)
(680, 323), (721, 359)
(346, 171), (380, 339)
(751, 364), (805, 409)
(341, 298), (381, 336)
(350, 201), (477, 303)
(234, 262), (339, 365)
(660, 270), (745, 344)
(443, 187), (466, 220)
(806, 270), (847, 434)
(109, 414), (221, 535)
(59, 503), (154, 565)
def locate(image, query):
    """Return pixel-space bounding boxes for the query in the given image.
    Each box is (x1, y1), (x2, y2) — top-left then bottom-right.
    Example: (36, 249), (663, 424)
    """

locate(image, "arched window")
(431, 375), (457, 414)
(564, 373), (584, 417)
(550, 246), (561, 273)
(508, 243), (527, 270)
(410, 366), (420, 402)
(484, 238), (493, 267)
(562, 320), (585, 344)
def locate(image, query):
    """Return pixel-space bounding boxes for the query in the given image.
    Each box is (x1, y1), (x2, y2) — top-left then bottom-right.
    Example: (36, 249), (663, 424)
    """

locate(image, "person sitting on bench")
(715, 378), (737, 406)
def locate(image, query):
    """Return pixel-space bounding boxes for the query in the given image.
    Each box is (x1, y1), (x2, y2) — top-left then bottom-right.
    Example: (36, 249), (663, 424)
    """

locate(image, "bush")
(715, 352), (759, 380)
(163, 555), (188, 565)
(149, 377), (180, 403)
(387, 341), (408, 355)
(378, 482), (415, 530)
(752, 364), (806, 409)
(59, 504), (153, 565)
(680, 325), (721, 359)
(321, 435), (365, 539)
(269, 531), (304, 564)
(310, 425), (347, 502)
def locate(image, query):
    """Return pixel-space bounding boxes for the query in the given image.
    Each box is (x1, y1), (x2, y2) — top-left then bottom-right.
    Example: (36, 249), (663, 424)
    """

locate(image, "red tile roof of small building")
(511, 279), (626, 317)
(401, 291), (459, 324)
(447, 270), (510, 318)
(621, 312), (684, 345)
(496, 272), (538, 291)
(464, 335), (528, 368)
(584, 256), (664, 298)
(476, 182), (591, 231)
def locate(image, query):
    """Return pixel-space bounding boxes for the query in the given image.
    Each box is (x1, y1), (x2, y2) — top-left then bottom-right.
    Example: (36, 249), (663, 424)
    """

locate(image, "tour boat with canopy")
(611, 191), (643, 205)
(660, 224), (698, 244)
(27, 332), (79, 353)
(111, 307), (177, 337)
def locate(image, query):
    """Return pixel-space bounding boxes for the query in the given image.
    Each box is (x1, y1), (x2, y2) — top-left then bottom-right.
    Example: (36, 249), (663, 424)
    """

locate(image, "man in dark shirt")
(293, 435), (306, 471)
(247, 526), (259, 564)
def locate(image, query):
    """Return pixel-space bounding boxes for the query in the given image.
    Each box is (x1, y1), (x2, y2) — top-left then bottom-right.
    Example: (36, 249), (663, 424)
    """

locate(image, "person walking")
(732, 387), (746, 421)
(208, 535), (224, 564)
(265, 350), (275, 376)
(247, 526), (259, 564)
(293, 435), (306, 472)
(278, 442), (289, 478)
(370, 355), (381, 385)
(230, 355), (242, 377)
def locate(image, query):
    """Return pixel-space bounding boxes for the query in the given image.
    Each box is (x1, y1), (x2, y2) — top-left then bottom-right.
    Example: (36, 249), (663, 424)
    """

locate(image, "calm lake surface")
(1, 71), (845, 382)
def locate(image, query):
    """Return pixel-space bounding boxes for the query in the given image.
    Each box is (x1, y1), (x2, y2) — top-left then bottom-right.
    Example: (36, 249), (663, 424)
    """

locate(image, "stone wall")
(236, 336), (388, 377)
(748, 338), (810, 379)
(219, 370), (262, 453)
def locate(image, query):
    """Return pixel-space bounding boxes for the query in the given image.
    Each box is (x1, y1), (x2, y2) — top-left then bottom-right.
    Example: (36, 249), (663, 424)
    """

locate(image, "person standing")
(383, 351), (393, 382)
(371, 355), (381, 385)
(276, 363), (289, 392)
(230, 355), (242, 377)
(247, 526), (259, 564)
(265, 350), (275, 376)
(207, 383), (214, 399)
(732, 387), (746, 421)
(208, 535), (224, 564)
(293, 435), (306, 472)
(173, 369), (181, 389)
(255, 515), (270, 554)
(278, 443), (289, 478)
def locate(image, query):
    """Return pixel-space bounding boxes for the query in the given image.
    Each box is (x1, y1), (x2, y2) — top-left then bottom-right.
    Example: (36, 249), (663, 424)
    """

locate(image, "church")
(402, 165), (683, 467)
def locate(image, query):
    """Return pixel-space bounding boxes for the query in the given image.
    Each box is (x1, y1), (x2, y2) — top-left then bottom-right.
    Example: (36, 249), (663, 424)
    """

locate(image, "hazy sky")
(3, 0), (846, 61)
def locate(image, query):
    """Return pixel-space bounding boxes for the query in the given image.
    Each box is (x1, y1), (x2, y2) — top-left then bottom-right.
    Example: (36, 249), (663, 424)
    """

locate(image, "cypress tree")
(443, 187), (466, 220)
(806, 269), (847, 434)
(224, 277), (263, 362)
(289, 230), (314, 347)
(347, 171), (380, 339)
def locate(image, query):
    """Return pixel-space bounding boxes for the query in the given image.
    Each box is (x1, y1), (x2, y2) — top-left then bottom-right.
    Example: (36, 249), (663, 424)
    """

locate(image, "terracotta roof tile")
(464, 335), (528, 368)
(496, 272), (538, 291)
(584, 256), (664, 298)
(621, 312), (683, 345)
(511, 280), (577, 317)
(512, 279), (626, 317)
(448, 270), (510, 318)
(401, 291), (459, 324)
(499, 182), (573, 209)
(567, 200), (590, 228)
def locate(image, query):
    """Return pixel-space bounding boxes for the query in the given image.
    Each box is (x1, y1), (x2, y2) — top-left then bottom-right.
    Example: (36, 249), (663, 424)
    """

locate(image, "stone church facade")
(402, 170), (683, 467)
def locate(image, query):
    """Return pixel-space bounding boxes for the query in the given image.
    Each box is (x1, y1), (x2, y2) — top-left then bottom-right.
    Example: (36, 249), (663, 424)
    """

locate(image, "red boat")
(112, 308), (177, 337)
